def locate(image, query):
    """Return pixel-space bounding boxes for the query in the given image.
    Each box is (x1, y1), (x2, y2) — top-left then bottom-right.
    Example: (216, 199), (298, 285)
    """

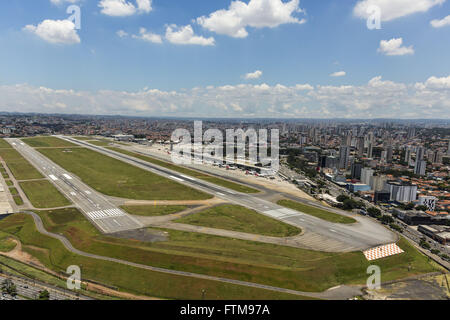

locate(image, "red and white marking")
(363, 243), (404, 261)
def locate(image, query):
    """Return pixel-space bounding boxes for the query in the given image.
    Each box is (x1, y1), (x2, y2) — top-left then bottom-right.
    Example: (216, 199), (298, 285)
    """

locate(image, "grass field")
(9, 187), (18, 196)
(277, 199), (357, 224)
(19, 180), (71, 208)
(0, 213), (307, 300)
(107, 147), (259, 194)
(13, 195), (24, 206)
(10, 207), (437, 294)
(0, 138), (12, 149)
(5, 180), (13, 187)
(38, 147), (211, 201)
(175, 204), (301, 237)
(0, 148), (44, 180)
(0, 232), (16, 252)
(121, 205), (187, 216)
(22, 136), (78, 148)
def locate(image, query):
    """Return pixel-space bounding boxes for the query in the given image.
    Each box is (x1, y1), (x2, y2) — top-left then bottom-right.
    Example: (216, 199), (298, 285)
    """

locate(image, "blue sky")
(0, 0), (449, 118)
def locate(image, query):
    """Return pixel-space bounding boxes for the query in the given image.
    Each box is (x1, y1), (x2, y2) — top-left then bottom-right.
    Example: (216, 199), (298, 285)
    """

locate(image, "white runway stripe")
(170, 176), (184, 182)
(49, 175), (58, 181)
(63, 174), (72, 180)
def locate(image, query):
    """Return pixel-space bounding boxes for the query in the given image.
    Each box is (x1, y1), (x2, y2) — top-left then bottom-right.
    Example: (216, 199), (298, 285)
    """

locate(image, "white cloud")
(330, 71), (346, 77)
(378, 38), (414, 56)
(116, 30), (129, 38)
(99, 0), (152, 17)
(2, 76), (449, 119)
(417, 75), (450, 89)
(23, 19), (80, 45)
(244, 70), (263, 79)
(131, 28), (162, 43)
(431, 14), (450, 27)
(197, 0), (306, 38)
(353, 0), (445, 22)
(165, 25), (215, 46)
(295, 84), (314, 90)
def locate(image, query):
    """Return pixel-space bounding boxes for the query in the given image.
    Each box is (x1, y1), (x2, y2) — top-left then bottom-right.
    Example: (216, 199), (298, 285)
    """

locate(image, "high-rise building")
(367, 143), (373, 158)
(386, 146), (393, 163)
(418, 196), (437, 211)
(414, 146), (426, 175)
(404, 147), (411, 164)
(371, 175), (388, 192)
(339, 146), (350, 170)
(351, 163), (363, 179)
(360, 168), (374, 186)
(384, 181), (418, 203)
(414, 160), (426, 176)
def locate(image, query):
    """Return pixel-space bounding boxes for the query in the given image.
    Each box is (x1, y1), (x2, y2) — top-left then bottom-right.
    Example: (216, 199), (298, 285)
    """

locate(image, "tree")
(415, 205), (428, 212)
(367, 207), (381, 217)
(1, 279), (17, 296)
(38, 289), (50, 300)
(337, 195), (349, 203)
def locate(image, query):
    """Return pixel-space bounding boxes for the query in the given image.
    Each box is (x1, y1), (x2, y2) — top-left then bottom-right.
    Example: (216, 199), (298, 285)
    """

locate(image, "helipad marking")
(363, 243), (404, 261)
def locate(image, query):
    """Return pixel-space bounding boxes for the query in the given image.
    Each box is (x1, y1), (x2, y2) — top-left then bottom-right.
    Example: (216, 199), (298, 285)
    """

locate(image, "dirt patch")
(364, 274), (450, 300)
(109, 228), (168, 243)
(0, 239), (45, 269)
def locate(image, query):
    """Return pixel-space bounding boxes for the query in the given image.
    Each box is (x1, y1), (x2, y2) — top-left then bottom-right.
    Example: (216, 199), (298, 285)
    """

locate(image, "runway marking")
(70, 192), (77, 196)
(170, 176), (184, 182)
(363, 243), (404, 261)
(216, 192), (225, 196)
(49, 175), (58, 181)
(180, 175), (196, 181)
(85, 191), (91, 195)
(329, 229), (337, 233)
(63, 174), (72, 180)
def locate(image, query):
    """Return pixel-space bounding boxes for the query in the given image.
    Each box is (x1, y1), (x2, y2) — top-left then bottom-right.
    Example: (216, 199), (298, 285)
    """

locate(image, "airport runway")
(62, 136), (397, 252)
(7, 139), (143, 234)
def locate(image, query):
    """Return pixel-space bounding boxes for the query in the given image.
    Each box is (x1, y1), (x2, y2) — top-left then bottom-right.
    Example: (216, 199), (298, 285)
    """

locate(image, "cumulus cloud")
(378, 38), (414, 56)
(330, 71), (346, 77)
(431, 15), (450, 28)
(165, 25), (215, 46)
(197, 0), (306, 38)
(99, 0), (152, 17)
(2, 76), (449, 119)
(23, 19), (80, 45)
(132, 28), (162, 43)
(353, 0), (445, 22)
(244, 70), (263, 79)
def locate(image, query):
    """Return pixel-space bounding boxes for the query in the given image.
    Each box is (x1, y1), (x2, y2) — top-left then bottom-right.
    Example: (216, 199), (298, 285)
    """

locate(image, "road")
(62, 136), (397, 252)
(20, 210), (363, 300)
(0, 274), (91, 300)
(7, 139), (143, 234)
